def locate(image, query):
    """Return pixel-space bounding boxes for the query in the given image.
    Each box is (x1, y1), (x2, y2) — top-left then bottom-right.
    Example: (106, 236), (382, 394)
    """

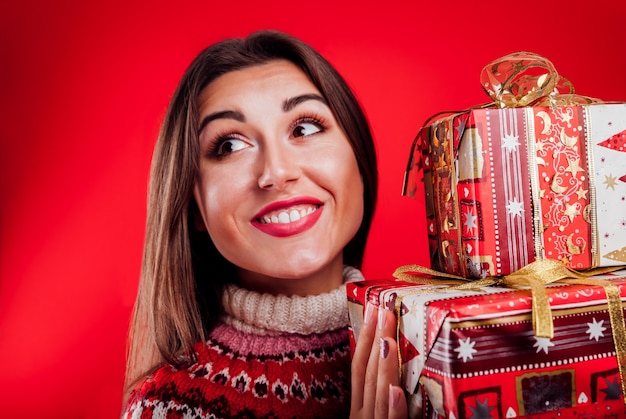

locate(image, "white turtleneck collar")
(220, 265), (363, 336)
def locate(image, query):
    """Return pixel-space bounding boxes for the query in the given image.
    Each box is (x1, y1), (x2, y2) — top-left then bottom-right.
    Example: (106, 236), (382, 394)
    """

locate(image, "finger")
(380, 333), (401, 390)
(380, 306), (398, 341)
(374, 309), (402, 418)
(388, 385), (408, 419)
(361, 306), (389, 414)
(374, 336), (398, 417)
(350, 302), (378, 413)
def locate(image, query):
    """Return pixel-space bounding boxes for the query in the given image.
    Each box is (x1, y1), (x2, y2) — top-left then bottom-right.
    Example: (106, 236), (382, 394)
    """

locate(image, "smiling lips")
(252, 198), (324, 237)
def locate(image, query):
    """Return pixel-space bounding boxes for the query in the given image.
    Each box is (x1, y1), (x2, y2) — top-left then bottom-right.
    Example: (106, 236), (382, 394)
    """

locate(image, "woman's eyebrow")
(198, 94), (326, 132)
(198, 110), (245, 132)
(282, 94), (327, 112)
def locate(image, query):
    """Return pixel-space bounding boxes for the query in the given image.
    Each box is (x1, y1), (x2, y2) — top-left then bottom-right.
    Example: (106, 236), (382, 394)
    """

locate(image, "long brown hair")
(124, 29), (378, 398)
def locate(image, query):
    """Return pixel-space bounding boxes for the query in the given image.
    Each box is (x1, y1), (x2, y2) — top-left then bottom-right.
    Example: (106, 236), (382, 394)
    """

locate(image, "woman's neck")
(234, 256), (345, 296)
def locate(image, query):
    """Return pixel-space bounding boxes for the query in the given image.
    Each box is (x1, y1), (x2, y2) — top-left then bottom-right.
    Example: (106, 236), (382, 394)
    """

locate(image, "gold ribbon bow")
(480, 51), (601, 108)
(401, 51), (602, 197)
(392, 259), (626, 404)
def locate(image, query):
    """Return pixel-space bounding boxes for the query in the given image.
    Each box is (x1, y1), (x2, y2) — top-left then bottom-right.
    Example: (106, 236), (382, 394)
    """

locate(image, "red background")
(1, 1), (625, 417)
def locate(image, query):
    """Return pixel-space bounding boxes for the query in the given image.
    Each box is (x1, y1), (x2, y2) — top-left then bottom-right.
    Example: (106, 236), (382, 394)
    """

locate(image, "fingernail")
(389, 384), (401, 408)
(380, 338), (389, 359)
(364, 302), (375, 324)
(378, 307), (387, 330)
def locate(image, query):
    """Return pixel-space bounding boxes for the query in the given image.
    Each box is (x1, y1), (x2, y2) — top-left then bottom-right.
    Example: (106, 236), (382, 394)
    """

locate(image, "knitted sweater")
(123, 266), (363, 419)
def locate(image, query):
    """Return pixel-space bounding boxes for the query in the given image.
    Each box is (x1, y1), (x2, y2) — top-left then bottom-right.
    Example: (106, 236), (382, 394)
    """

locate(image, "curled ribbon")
(480, 51), (601, 108)
(401, 51), (602, 197)
(392, 259), (626, 404)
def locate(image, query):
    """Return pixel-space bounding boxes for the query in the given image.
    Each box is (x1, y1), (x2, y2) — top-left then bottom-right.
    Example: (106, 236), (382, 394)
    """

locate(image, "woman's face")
(193, 60), (364, 295)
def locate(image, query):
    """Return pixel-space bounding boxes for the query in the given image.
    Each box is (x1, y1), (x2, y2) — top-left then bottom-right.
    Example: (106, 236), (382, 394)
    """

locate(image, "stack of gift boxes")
(348, 52), (626, 418)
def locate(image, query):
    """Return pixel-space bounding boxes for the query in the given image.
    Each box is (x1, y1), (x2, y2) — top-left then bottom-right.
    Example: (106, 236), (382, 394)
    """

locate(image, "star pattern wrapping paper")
(347, 272), (626, 418)
(422, 103), (626, 279)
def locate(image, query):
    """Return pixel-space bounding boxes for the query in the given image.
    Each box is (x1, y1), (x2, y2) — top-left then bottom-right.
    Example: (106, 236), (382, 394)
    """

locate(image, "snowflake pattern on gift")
(383, 273), (626, 419)
(455, 337), (478, 362)
(533, 337), (555, 354)
(590, 368), (624, 403)
(586, 318), (607, 341)
(461, 199), (483, 240)
(501, 132), (521, 152)
(458, 387), (502, 419)
(505, 198), (524, 218)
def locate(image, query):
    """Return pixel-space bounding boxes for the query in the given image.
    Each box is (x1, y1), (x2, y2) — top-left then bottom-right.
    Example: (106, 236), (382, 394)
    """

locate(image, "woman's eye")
(215, 138), (248, 156)
(292, 122), (322, 138)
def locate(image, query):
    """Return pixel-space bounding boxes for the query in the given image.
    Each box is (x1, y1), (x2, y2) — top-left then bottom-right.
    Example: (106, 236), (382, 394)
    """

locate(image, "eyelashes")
(203, 112), (329, 159)
(204, 130), (247, 159)
(290, 114), (328, 137)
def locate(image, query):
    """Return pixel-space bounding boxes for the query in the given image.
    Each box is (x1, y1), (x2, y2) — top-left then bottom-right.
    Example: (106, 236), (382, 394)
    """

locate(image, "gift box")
(347, 264), (626, 418)
(403, 52), (626, 279)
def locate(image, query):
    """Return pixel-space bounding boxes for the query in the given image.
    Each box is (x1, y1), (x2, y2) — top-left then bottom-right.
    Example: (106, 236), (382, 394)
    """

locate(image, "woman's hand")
(350, 303), (408, 419)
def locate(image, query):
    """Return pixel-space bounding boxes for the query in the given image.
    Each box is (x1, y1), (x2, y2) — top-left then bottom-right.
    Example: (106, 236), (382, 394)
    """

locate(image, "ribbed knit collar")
(220, 266), (363, 336)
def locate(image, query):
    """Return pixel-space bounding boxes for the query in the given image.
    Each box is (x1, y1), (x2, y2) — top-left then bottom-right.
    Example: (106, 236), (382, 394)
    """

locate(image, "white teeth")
(289, 210), (301, 222)
(258, 206), (318, 224)
(278, 212), (290, 223)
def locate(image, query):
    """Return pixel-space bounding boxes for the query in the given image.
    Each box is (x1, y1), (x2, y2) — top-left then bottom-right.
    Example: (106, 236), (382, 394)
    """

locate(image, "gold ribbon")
(480, 51), (601, 108)
(402, 51), (603, 197)
(392, 259), (626, 404)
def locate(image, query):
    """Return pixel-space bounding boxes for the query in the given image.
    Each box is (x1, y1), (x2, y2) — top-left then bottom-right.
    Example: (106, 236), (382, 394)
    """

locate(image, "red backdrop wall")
(2, 0), (625, 417)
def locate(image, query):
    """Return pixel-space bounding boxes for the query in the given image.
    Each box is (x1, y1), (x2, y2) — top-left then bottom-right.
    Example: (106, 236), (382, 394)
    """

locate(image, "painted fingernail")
(380, 338), (389, 359)
(364, 302), (375, 324)
(378, 307), (387, 330)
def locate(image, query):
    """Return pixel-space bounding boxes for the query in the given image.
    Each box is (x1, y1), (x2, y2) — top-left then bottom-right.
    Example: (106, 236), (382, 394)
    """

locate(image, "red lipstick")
(251, 197), (324, 238)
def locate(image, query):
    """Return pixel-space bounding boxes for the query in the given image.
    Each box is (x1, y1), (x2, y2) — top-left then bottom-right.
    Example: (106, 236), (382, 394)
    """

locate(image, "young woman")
(122, 30), (407, 418)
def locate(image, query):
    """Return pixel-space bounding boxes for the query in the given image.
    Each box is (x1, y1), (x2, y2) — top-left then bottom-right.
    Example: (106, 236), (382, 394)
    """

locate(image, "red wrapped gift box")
(347, 269), (626, 418)
(403, 52), (626, 279)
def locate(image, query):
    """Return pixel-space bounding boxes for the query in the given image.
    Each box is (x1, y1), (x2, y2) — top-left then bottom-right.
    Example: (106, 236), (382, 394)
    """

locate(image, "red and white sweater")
(123, 266), (363, 419)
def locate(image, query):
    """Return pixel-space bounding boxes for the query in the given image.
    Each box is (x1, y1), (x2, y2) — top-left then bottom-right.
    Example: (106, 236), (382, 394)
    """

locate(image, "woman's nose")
(257, 144), (301, 191)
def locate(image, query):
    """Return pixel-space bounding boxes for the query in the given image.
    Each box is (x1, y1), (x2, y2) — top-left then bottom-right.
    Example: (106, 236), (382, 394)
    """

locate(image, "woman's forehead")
(199, 61), (317, 104)
(197, 60), (323, 122)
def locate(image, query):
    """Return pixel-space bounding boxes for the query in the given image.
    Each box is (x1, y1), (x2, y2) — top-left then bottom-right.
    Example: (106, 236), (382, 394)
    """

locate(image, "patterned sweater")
(123, 266), (363, 419)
